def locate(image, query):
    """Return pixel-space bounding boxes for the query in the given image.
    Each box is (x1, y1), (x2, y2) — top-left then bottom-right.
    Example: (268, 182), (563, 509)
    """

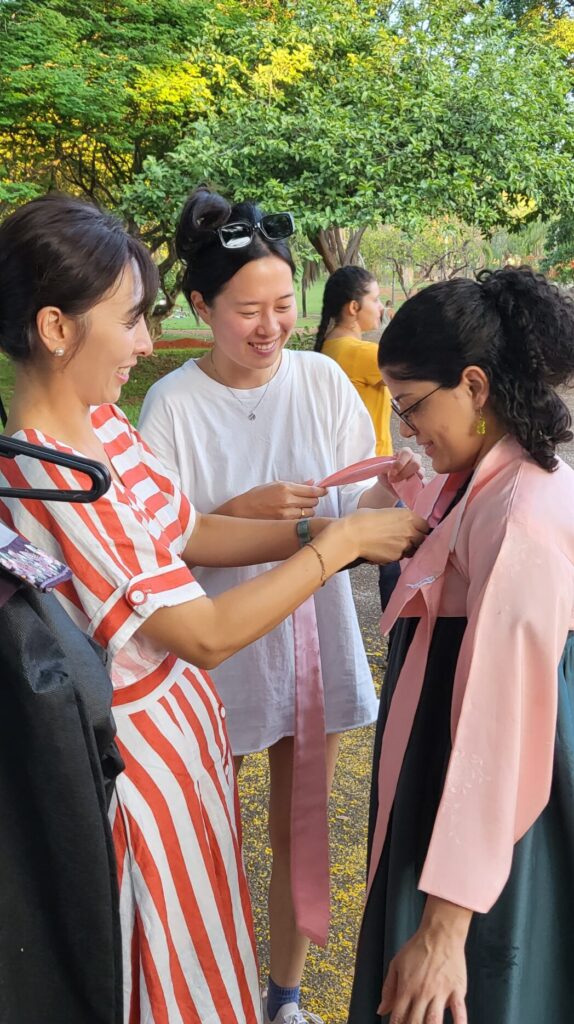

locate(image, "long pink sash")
(288, 466), (462, 937)
(291, 597), (330, 946)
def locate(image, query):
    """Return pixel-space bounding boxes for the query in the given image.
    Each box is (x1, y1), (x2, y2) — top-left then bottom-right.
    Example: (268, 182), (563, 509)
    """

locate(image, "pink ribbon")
(368, 581), (444, 893)
(291, 596), (330, 946)
(426, 472), (468, 529)
(368, 470), (471, 895)
(288, 462), (462, 938)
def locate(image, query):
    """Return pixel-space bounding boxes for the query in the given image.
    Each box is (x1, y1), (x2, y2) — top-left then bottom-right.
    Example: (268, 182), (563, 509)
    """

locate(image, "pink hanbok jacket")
(370, 436), (574, 912)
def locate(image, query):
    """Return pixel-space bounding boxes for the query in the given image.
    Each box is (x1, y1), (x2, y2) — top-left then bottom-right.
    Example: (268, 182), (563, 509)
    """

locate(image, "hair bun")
(478, 266), (574, 387)
(478, 265), (532, 317)
(175, 187), (231, 263)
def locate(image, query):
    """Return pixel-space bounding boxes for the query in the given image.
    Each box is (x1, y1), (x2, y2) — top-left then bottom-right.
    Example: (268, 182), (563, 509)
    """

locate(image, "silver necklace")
(209, 350), (281, 421)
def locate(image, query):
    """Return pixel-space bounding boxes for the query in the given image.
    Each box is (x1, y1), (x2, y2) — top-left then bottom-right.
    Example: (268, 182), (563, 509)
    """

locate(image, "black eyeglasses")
(217, 212), (295, 249)
(391, 385), (443, 429)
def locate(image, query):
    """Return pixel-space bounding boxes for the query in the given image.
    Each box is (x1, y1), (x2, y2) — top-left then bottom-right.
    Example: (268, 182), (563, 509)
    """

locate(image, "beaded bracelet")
(307, 541), (327, 587)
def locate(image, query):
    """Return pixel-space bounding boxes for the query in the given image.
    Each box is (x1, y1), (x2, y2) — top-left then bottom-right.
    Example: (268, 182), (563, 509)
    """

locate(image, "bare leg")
(267, 732), (341, 987)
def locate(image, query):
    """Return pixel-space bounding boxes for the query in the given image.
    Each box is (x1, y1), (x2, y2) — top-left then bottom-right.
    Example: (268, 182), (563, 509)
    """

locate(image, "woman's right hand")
(343, 506), (429, 564)
(216, 480), (328, 520)
(141, 507), (428, 670)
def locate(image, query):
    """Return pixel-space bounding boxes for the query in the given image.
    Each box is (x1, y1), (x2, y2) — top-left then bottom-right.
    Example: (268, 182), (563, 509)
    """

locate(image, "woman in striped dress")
(0, 194), (428, 1024)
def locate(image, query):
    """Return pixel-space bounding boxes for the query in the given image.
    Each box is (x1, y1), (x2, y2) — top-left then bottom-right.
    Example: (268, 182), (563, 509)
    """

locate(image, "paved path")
(238, 386), (574, 1023)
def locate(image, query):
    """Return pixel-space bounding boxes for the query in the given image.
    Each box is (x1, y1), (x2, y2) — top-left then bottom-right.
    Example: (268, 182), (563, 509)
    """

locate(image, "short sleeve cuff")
(90, 561), (205, 658)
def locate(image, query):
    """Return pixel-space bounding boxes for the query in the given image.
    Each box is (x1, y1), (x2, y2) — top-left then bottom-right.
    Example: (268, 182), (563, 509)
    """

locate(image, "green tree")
(488, 219), (549, 267)
(498, 1), (574, 17)
(123, 0), (574, 277)
(0, 0), (297, 307)
(0, 0), (226, 210)
(0, 0), (265, 312)
(542, 215), (574, 282)
(2, 0), (574, 318)
(361, 219), (488, 297)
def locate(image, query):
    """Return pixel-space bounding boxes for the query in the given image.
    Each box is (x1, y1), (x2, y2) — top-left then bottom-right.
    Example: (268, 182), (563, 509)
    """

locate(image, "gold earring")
(53, 347), (65, 357)
(476, 410), (486, 436)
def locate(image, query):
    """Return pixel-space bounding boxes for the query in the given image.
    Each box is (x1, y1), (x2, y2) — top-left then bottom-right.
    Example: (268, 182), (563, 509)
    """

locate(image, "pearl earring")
(53, 347), (65, 357)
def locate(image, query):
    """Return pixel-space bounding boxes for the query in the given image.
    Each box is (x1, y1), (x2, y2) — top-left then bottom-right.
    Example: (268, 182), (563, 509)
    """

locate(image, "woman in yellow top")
(314, 267), (392, 456)
(316, 267), (400, 611)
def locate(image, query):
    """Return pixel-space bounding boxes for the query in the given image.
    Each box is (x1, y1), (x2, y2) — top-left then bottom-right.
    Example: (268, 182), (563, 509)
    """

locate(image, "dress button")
(131, 589), (146, 605)
(220, 706), (226, 719)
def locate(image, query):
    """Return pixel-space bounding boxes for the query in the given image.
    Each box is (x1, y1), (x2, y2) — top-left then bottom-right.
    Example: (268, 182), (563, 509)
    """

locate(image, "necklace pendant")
(248, 412), (256, 421)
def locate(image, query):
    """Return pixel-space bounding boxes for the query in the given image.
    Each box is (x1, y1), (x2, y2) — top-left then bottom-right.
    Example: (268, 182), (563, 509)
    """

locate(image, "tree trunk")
(344, 227), (367, 266)
(148, 250), (184, 341)
(309, 230), (339, 273)
(308, 226), (367, 273)
(333, 227), (346, 266)
(391, 260), (412, 298)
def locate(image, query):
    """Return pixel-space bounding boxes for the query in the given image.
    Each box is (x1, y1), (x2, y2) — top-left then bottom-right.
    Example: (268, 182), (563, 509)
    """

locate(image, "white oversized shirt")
(139, 349), (379, 753)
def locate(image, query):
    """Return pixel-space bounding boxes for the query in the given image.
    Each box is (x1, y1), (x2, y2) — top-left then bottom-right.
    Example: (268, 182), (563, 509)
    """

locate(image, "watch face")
(296, 518), (312, 545)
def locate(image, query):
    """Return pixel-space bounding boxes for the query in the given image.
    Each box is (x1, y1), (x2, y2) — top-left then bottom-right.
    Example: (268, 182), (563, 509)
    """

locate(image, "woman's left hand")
(382, 447), (424, 487)
(378, 902), (470, 1024)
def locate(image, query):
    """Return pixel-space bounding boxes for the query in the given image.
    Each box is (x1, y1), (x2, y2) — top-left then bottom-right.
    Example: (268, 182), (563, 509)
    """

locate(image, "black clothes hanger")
(0, 433), (111, 502)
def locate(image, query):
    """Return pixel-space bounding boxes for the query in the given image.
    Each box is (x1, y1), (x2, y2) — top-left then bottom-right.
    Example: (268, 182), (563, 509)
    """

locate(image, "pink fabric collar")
(368, 437), (521, 894)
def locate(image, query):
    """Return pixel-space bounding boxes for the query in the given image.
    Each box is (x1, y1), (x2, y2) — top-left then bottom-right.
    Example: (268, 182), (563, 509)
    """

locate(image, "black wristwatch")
(296, 518), (312, 547)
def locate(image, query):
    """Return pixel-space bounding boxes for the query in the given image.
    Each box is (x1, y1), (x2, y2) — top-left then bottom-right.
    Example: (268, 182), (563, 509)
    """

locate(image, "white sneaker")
(262, 994), (324, 1024)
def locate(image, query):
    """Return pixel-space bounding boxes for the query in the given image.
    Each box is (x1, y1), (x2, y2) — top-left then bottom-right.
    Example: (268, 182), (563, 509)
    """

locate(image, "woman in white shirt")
(139, 187), (420, 1024)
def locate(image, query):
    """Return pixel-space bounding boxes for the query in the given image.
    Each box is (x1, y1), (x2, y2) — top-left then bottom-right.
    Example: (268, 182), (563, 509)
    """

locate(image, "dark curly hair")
(378, 267), (574, 471)
(175, 186), (295, 312)
(314, 266), (376, 352)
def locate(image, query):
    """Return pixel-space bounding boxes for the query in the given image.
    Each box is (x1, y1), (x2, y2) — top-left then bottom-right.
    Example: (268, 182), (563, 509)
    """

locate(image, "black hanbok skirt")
(348, 618), (574, 1024)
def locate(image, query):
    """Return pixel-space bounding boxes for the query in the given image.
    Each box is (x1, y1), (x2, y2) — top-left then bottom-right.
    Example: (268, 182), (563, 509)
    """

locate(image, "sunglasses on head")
(217, 212), (295, 250)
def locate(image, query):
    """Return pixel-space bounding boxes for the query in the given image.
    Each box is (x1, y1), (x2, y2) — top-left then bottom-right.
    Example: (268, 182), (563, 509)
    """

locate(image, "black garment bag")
(0, 434), (124, 1024)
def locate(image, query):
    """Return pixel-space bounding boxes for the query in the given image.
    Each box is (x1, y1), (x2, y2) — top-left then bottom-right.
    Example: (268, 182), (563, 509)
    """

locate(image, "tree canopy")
(122, 0), (574, 276)
(1, 0), (573, 299)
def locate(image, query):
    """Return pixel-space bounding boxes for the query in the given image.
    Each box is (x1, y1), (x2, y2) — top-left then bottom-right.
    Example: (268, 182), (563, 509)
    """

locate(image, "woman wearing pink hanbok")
(348, 268), (574, 1024)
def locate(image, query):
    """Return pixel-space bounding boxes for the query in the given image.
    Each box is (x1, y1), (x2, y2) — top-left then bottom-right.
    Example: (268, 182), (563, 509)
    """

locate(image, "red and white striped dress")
(0, 405), (262, 1024)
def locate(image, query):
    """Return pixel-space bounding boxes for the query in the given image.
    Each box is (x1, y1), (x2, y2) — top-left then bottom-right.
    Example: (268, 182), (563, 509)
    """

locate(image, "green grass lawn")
(0, 353), (14, 408)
